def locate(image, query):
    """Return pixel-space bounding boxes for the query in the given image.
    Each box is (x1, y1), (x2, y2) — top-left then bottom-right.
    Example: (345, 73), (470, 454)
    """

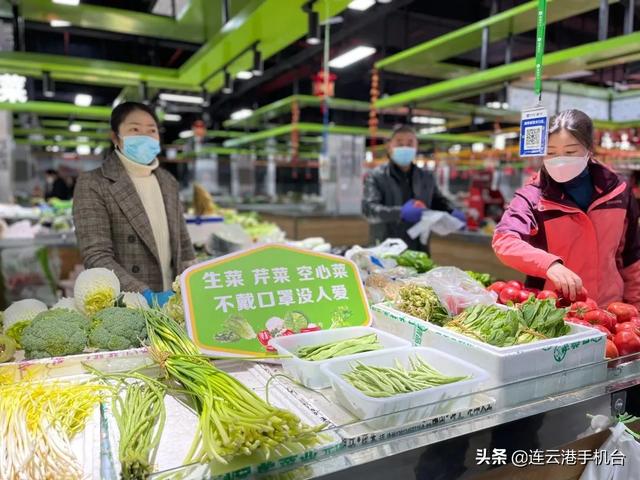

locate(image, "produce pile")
(144, 309), (323, 464)
(394, 284), (450, 326)
(343, 356), (469, 398)
(0, 268), (149, 362)
(445, 297), (569, 347)
(296, 333), (382, 361)
(0, 380), (105, 479)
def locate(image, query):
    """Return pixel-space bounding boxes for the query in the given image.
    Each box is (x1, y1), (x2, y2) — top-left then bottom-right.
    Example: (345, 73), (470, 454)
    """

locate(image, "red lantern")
(312, 71), (337, 98)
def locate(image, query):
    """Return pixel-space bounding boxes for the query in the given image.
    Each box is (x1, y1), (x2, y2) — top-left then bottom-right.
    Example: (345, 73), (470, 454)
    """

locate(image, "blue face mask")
(120, 135), (161, 165)
(391, 147), (416, 167)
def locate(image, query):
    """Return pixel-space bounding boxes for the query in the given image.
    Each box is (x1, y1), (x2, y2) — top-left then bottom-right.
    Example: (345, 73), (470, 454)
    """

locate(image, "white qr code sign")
(519, 106), (548, 157)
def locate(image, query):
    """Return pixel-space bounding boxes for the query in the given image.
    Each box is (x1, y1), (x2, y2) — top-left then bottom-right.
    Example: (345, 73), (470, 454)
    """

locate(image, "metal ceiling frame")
(223, 122), (492, 148)
(0, 101), (111, 118)
(376, 32), (640, 109)
(375, 0), (619, 79)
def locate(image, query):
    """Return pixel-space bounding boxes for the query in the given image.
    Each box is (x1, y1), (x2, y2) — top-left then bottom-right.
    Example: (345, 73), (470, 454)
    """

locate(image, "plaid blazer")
(73, 152), (195, 292)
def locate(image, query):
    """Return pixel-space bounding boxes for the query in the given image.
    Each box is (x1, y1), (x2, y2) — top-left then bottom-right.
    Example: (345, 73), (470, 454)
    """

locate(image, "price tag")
(519, 106), (548, 157)
(181, 244), (371, 357)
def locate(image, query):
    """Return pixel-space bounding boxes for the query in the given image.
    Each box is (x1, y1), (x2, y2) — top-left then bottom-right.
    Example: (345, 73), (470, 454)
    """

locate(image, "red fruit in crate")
(487, 281), (507, 295)
(584, 310), (616, 332)
(589, 324), (613, 340)
(605, 339), (619, 359)
(613, 330), (640, 356)
(570, 302), (595, 319)
(608, 302), (639, 323)
(585, 298), (599, 311)
(518, 290), (534, 304)
(537, 290), (558, 301)
(506, 280), (524, 290)
(614, 322), (640, 335)
(499, 286), (521, 305)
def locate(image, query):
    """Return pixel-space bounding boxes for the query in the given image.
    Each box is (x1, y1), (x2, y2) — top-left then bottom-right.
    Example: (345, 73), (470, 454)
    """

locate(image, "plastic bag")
(409, 266), (498, 315)
(345, 239), (408, 281)
(407, 210), (465, 245)
(580, 422), (640, 480)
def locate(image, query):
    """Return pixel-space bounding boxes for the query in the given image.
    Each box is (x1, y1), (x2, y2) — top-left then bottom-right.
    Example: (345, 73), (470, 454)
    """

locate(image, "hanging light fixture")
(42, 71), (55, 98)
(252, 45), (264, 76)
(304, 2), (321, 45)
(222, 70), (234, 94)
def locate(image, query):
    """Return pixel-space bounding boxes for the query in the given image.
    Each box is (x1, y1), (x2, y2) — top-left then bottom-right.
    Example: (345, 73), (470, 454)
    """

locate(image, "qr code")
(524, 126), (543, 149)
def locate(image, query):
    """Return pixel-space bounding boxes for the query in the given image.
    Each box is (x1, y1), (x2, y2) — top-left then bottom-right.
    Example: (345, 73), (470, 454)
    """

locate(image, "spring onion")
(143, 309), (323, 465)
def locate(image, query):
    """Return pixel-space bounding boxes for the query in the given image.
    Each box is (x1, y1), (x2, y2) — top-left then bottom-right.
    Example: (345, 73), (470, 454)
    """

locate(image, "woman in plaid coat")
(73, 102), (195, 306)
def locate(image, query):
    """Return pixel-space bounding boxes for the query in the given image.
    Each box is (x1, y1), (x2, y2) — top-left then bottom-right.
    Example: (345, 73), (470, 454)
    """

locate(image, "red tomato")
(279, 329), (295, 337)
(506, 280), (524, 290)
(570, 301), (595, 320)
(613, 330), (640, 356)
(518, 290), (533, 304)
(528, 288), (541, 296)
(585, 298), (599, 311)
(629, 317), (640, 330)
(584, 309), (616, 332)
(487, 281), (507, 295)
(537, 290), (558, 301)
(300, 325), (321, 333)
(257, 330), (272, 346)
(499, 286), (521, 305)
(615, 322), (640, 335)
(589, 324), (613, 340)
(608, 302), (640, 323)
(566, 317), (591, 327)
(574, 289), (588, 302)
(605, 339), (619, 359)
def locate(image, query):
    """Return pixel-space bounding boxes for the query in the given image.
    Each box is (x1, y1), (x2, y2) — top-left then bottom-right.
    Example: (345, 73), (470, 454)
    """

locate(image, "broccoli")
(21, 309), (89, 360)
(89, 307), (147, 351)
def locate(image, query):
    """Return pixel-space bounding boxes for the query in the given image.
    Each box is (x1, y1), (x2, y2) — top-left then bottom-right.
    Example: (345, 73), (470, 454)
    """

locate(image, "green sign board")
(181, 244), (371, 356)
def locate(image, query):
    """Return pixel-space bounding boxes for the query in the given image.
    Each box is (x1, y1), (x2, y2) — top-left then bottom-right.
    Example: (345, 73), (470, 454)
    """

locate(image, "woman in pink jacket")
(493, 109), (640, 308)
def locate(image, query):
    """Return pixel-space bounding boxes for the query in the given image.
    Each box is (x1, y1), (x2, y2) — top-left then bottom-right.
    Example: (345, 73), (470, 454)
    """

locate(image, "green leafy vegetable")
(517, 297), (569, 343)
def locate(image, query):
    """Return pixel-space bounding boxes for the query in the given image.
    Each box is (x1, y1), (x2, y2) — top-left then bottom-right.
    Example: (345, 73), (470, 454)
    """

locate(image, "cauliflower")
(2, 299), (48, 348)
(74, 268), (120, 316)
(89, 307), (147, 351)
(53, 297), (79, 311)
(21, 308), (89, 360)
(121, 292), (149, 309)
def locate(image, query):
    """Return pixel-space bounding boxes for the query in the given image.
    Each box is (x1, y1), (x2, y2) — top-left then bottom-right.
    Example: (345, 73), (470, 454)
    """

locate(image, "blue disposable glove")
(451, 209), (467, 227)
(401, 200), (426, 224)
(142, 289), (174, 308)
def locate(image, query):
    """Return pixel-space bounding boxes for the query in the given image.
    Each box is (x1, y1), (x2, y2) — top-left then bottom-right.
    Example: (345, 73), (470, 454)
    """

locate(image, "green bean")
(342, 355), (470, 397)
(297, 333), (382, 361)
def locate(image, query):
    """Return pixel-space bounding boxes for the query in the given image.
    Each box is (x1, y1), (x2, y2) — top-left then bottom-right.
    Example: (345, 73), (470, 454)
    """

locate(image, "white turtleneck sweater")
(116, 150), (172, 291)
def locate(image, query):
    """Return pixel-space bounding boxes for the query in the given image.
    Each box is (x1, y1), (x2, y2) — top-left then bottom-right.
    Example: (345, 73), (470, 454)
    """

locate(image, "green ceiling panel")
(14, 128), (109, 140)
(0, 52), (196, 90)
(224, 122), (492, 148)
(18, 0), (206, 43)
(376, 32), (640, 109)
(15, 139), (110, 148)
(223, 95), (371, 129)
(179, 0), (351, 91)
(376, 0), (618, 78)
(0, 101), (111, 118)
(38, 120), (110, 130)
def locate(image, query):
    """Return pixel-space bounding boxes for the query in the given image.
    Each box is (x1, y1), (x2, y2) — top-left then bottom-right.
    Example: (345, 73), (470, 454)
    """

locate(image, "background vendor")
(73, 102), (195, 307)
(492, 109), (640, 307)
(362, 124), (465, 251)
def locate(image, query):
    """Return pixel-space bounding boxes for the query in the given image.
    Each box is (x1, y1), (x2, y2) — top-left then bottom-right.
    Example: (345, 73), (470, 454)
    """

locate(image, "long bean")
(343, 356), (469, 398)
(297, 333), (382, 361)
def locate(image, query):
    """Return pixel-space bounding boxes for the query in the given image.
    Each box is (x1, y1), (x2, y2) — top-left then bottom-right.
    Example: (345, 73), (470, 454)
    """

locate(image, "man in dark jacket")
(44, 169), (72, 200)
(362, 125), (463, 250)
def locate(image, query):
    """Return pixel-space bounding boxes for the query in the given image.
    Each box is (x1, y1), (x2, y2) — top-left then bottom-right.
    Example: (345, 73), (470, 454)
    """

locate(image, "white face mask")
(543, 154), (589, 183)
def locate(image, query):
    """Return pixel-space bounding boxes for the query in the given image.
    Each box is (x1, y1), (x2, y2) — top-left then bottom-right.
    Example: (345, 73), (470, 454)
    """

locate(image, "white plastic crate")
(322, 347), (489, 425)
(371, 302), (608, 405)
(269, 326), (411, 389)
